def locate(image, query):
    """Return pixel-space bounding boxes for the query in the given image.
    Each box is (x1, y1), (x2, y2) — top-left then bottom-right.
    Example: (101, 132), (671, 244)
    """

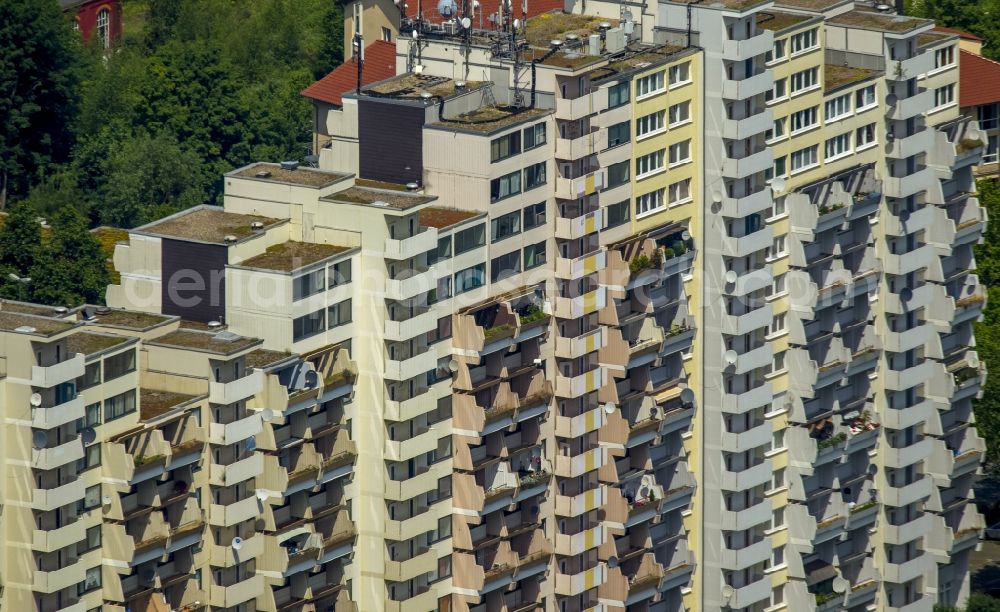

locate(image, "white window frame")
(668, 62), (691, 88)
(635, 188), (666, 218)
(668, 178), (692, 206)
(790, 145), (819, 174)
(855, 85), (877, 111)
(825, 132), (852, 162)
(856, 123), (877, 151)
(668, 140), (691, 167)
(635, 150), (665, 180)
(790, 107), (818, 134)
(790, 67), (819, 95)
(668, 100), (691, 127)
(636, 110), (666, 140)
(824, 93), (852, 123)
(635, 71), (665, 100)
(933, 84), (956, 110)
(790, 28), (818, 55)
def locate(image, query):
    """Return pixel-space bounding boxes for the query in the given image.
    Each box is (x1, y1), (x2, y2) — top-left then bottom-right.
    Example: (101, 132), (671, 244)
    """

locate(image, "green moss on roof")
(240, 241), (351, 272)
(67, 332), (131, 356)
(824, 64), (879, 92)
(757, 11), (814, 32)
(91, 308), (174, 330)
(828, 10), (931, 33)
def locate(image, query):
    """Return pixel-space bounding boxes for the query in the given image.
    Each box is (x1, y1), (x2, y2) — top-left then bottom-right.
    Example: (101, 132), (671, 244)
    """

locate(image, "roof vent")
(224, 235), (239, 243)
(255, 170), (272, 179)
(14, 325), (36, 334)
(371, 200), (391, 207)
(406, 182), (420, 191)
(875, 3), (892, 11)
(250, 221), (265, 230)
(599, 22), (611, 31)
(565, 33), (579, 42)
(280, 160), (299, 171)
(96, 307), (111, 315)
(82, 307), (96, 321)
(420, 92), (433, 100)
(213, 330), (241, 342)
(455, 81), (467, 88)
(207, 320), (223, 329)
(54, 306), (67, 315)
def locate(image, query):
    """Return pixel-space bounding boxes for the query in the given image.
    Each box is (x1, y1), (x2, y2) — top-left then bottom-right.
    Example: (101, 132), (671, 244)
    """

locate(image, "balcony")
(720, 459), (772, 491)
(556, 250), (608, 281)
(720, 539), (771, 571)
(728, 574), (771, 609)
(721, 187), (772, 218)
(555, 209), (603, 240)
(385, 547), (437, 581)
(209, 413), (263, 445)
(385, 350), (433, 381)
(208, 494), (262, 527)
(31, 353), (85, 388)
(556, 93), (607, 120)
(881, 475), (934, 508)
(721, 302), (772, 336)
(555, 563), (607, 596)
(385, 267), (436, 300)
(209, 370), (264, 404)
(33, 558), (87, 593)
(722, 30), (773, 60)
(887, 90), (933, 120)
(554, 447), (607, 478)
(32, 479), (86, 511)
(722, 148), (772, 180)
(891, 51), (935, 80)
(210, 533), (265, 566)
(722, 70), (773, 101)
(722, 382), (773, 414)
(886, 129), (934, 160)
(882, 552), (930, 584)
(883, 167), (937, 199)
(554, 287), (607, 319)
(32, 436), (84, 470)
(721, 497), (772, 531)
(721, 421), (771, 453)
(555, 367), (605, 398)
(209, 452), (264, 486)
(385, 309), (438, 342)
(555, 486), (606, 517)
(556, 524), (606, 556)
(556, 130), (605, 160)
(209, 573), (266, 608)
(555, 327), (605, 360)
(722, 108), (773, 141)
(722, 226), (773, 258)
(385, 424), (444, 461)
(554, 404), (607, 438)
(556, 170), (605, 200)
(33, 520), (87, 553)
(385, 228), (438, 260)
(32, 395), (85, 429)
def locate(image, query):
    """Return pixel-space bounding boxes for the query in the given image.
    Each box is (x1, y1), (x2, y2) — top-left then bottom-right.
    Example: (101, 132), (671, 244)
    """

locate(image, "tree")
(906, 0), (1000, 59)
(976, 181), (1000, 286)
(28, 205), (109, 307)
(0, 0), (84, 205)
(0, 200), (42, 277)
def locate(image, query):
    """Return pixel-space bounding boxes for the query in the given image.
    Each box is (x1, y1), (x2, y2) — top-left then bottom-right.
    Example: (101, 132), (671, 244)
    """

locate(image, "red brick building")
(61, 0), (122, 49)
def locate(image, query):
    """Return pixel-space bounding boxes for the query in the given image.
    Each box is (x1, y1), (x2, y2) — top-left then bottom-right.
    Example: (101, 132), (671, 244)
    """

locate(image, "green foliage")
(974, 179), (1000, 472)
(977, 181), (1000, 287)
(28, 206), (110, 307)
(0, 0), (85, 203)
(630, 254), (651, 273)
(0, 201), (43, 277)
(906, 0), (1000, 59)
(941, 593), (1000, 612)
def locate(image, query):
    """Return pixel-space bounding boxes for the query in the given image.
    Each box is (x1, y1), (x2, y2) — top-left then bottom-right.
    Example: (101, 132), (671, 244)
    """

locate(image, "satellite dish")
(712, 192), (723, 203)
(722, 585), (735, 602)
(304, 370), (319, 388)
(461, 17), (471, 28)
(513, 18), (521, 29)
(448, 360), (460, 372)
(102, 495), (113, 506)
(29, 393), (42, 407)
(412, 30), (419, 40)
(833, 577), (849, 593)
(770, 177), (786, 193)
(231, 536), (244, 550)
(603, 402), (615, 414)
(680, 388), (695, 404)
(681, 230), (691, 240)
(81, 428), (96, 445)
(724, 350), (738, 365)
(607, 556), (619, 568)
(900, 287), (913, 302)
(725, 270), (738, 284)
(32, 430), (48, 449)
(886, 93), (898, 106)
(898, 209), (910, 223)
(867, 464), (877, 476)
(256, 490), (269, 501)
(261, 409), (275, 422)
(245, 436), (257, 452)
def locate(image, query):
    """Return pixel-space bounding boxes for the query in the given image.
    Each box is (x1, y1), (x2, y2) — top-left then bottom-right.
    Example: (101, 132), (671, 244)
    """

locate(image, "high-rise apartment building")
(0, 1), (987, 611)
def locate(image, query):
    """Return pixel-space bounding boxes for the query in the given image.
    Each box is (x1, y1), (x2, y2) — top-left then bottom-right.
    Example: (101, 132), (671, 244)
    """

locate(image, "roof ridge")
(961, 48), (1000, 69)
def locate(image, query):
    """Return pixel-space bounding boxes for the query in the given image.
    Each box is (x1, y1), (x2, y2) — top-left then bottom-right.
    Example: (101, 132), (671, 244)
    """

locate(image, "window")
(935, 45), (955, 69)
(491, 251), (521, 281)
(608, 81), (630, 108)
(82, 526), (102, 552)
(790, 107), (818, 133)
(771, 197), (786, 217)
(523, 202), (546, 230)
(104, 389), (136, 422)
(329, 260), (352, 287)
(766, 117), (786, 141)
(790, 67), (818, 93)
(769, 235), (787, 258)
(608, 121), (630, 147)
(104, 349), (135, 381)
(636, 71), (665, 97)
(292, 269), (325, 300)
(490, 132), (521, 162)
(856, 123), (877, 149)
(636, 111), (665, 138)
(454, 224), (485, 254)
(825, 132), (852, 161)
(78, 444), (100, 472)
(771, 273), (786, 296)
(436, 236), (452, 261)
(607, 160), (630, 188)
(668, 101), (691, 126)
(790, 28), (818, 54)
(668, 140), (691, 165)
(293, 309), (325, 340)
(81, 485), (101, 511)
(490, 171), (521, 201)
(636, 189), (665, 217)
(771, 544), (786, 568)
(79, 567), (102, 596)
(768, 39), (786, 63)
(668, 179), (691, 205)
(790, 145), (818, 172)
(524, 241), (546, 269)
(668, 62), (690, 86)
(771, 469), (785, 491)
(454, 264), (485, 294)
(635, 150), (665, 178)
(766, 78), (786, 102)
(491, 211), (521, 242)
(78, 402), (101, 431)
(328, 299), (352, 328)
(771, 586), (785, 607)
(855, 85), (876, 109)
(606, 201), (629, 228)
(934, 84), (955, 108)
(523, 122), (546, 150)
(825, 93), (852, 122)
(769, 313), (786, 335)
(523, 162), (546, 190)
(78, 362), (100, 390)
(96, 9), (110, 49)
(771, 428), (785, 451)
(382, 26), (392, 41)
(772, 155), (787, 178)
(771, 507), (785, 530)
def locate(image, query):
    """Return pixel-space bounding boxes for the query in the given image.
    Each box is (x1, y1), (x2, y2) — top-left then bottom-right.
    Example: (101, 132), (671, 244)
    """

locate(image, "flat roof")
(86, 307), (176, 331)
(824, 64), (880, 92)
(917, 31), (951, 48)
(666, 0), (770, 10)
(322, 186), (436, 210)
(0, 300), (64, 317)
(524, 12), (616, 49)
(364, 74), (484, 101)
(756, 11), (816, 31)
(231, 163), (352, 188)
(773, 0), (848, 10)
(137, 207), (283, 245)
(245, 348), (296, 370)
(419, 207), (482, 229)
(140, 389), (201, 421)
(828, 10), (932, 34)
(67, 332), (132, 356)
(238, 241), (352, 272)
(588, 45), (690, 83)
(147, 329), (261, 355)
(431, 107), (550, 134)
(0, 312), (77, 336)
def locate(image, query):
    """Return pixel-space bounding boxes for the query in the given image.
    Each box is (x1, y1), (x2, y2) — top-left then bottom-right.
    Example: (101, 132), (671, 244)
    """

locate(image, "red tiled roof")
(933, 26), (982, 42)
(959, 49), (1000, 107)
(404, 0), (564, 24)
(301, 40), (397, 107)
